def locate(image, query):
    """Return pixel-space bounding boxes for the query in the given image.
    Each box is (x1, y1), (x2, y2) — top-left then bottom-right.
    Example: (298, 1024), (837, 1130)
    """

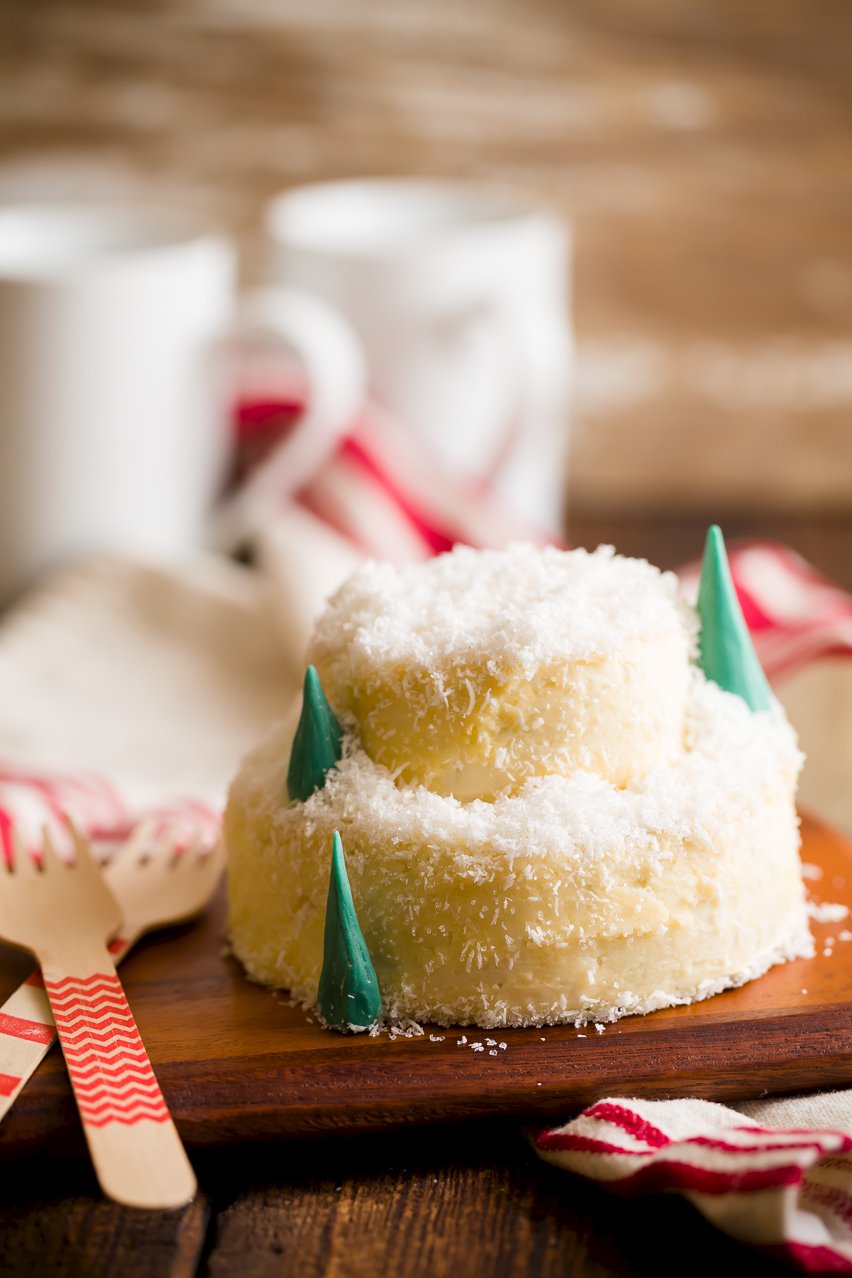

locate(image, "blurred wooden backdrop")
(1, 0), (851, 524)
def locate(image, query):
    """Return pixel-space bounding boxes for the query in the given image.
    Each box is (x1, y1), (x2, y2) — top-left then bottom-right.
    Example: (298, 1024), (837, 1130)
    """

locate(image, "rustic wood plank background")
(1, 0), (850, 517)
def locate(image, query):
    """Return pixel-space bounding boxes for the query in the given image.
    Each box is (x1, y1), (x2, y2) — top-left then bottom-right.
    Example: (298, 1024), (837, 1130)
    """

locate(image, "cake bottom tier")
(226, 676), (813, 1029)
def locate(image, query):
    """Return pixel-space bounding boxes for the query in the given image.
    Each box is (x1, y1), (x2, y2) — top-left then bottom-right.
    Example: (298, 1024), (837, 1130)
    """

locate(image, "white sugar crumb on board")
(368, 1017), (425, 1039)
(312, 543), (693, 677)
(807, 901), (849, 924)
(839, 930), (852, 943)
(801, 863), (823, 881)
(594, 1023), (606, 1034)
(577, 1033), (587, 1038)
(471, 1042), (484, 1052)
(429, 1034), (445, 1042)
(801, 988), (809, 995)
(458, 1035), (468, 1046)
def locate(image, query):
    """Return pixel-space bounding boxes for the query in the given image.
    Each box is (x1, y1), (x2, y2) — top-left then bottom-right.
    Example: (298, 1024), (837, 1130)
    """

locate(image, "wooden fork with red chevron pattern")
(0, 824), (196, 1208)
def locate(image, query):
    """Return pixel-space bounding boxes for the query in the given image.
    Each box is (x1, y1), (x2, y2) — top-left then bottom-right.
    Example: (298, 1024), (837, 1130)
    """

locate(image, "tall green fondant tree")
(317, 831), (382, 1030)
(696, 525), (773, 713)
(287, 665), (343, 802)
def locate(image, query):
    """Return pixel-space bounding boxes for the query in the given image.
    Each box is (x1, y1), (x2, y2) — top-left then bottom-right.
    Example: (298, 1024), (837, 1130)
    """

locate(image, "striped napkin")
(0, 394), (850, 1268)
(536, 1094), (852, 1273)
(0, 764), (220, 864)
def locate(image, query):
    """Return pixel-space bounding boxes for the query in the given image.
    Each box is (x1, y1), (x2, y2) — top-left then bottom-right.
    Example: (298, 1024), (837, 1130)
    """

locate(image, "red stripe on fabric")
(802, 1180), (852, 1228)
(734, 1125), (852, 1148)
(690, 1133), (850, 1158)
(0, 1011), (53, 1045)
(540, 1125), (852, 1164)
(778, 1241), (852, 1275)
(597, 1157), (802, 1198)
(234, 397), (302, 436)
(537, 1131), (647, 1158)
(86, 820), (136, 843)
(0, 807), (13, 868)
(0, 1072), (21, 1096)
(585, 1102), (671, 1148)
(732, 585), (774, 634)
(340, 437), (456, 555)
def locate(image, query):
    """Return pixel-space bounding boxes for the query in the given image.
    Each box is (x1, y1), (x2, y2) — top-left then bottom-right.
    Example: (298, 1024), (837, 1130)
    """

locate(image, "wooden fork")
(0, 825), (197, 1208)
(0, 823), (224, 1127)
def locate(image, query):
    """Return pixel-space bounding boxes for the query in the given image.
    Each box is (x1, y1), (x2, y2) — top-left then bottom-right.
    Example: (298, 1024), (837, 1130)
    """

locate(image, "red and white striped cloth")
(233, 395), (555, 562)
(536, 1097), (852, 1273)
(0, 764), (220, 866)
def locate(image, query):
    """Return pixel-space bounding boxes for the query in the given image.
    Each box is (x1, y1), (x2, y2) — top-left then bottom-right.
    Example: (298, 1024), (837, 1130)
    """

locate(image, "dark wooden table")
(0, 1122), (798, 1278)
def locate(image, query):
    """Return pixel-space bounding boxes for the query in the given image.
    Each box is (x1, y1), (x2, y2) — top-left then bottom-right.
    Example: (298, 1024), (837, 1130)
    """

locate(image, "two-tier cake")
(226, 535), (812, 1029)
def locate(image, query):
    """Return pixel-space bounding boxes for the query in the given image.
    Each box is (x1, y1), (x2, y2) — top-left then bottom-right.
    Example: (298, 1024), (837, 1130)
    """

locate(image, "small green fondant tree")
(697, 525), (773, 713)
(317, 831), (382, 1031)
(287, 665), (343, 802)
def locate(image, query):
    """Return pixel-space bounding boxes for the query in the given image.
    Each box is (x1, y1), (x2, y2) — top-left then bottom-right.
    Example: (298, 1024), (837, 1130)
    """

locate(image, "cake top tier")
(313, 543), (691, 678)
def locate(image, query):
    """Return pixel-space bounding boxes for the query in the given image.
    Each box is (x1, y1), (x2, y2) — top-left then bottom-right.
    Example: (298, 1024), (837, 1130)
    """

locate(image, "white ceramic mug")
(263, 179), (573, 534)
(0, 203), (365, 604)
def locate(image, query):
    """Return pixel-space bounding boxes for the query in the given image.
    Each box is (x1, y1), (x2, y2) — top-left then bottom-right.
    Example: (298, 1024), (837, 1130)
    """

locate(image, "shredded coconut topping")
(312, 543), (693, 679)
(293, 673), (800, 862)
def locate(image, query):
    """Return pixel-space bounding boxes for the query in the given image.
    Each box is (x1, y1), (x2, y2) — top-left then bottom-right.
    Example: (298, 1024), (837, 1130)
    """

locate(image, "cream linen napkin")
(0, 553), (297, 813)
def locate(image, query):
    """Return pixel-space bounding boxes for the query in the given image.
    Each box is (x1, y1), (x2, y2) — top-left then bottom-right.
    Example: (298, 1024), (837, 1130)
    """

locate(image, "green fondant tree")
(317, 831), (382, 1030)
(696, 525), (773, 713)
(287, 665), (343, 802)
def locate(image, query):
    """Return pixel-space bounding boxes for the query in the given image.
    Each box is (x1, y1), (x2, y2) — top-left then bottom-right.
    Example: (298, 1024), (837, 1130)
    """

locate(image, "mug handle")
(210, 285), (366, 550)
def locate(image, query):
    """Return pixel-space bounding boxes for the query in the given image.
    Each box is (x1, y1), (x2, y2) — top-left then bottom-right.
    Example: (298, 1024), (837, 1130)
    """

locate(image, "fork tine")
(10, 827), (38, 877)
(187, 832), (209, 869)
(128, 817), (161, 860)
(66, 821), (100, 881)
(39, 826), (64, 874)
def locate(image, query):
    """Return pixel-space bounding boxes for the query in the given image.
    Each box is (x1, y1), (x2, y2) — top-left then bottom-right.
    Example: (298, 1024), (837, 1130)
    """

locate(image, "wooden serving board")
(1, 814), (851, 1155)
